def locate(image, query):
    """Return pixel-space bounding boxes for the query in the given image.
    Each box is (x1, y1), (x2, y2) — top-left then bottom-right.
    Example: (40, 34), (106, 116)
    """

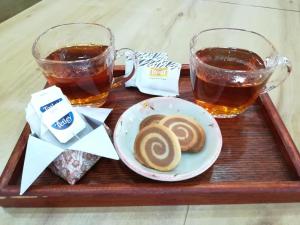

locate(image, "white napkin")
(21, 87), (119, 195)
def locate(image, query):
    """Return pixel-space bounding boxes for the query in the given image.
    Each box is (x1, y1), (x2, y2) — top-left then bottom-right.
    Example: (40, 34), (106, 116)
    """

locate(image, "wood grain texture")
(0, 0), (300, 224)
(199, 0), (300, 12)
(1, 67), (299, 207)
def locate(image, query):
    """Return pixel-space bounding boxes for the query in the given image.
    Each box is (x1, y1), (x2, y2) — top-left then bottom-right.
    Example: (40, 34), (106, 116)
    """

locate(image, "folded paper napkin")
(125, 52), (181, 96)
(21, 86), (119, 194)
(48, 123), (112, 185)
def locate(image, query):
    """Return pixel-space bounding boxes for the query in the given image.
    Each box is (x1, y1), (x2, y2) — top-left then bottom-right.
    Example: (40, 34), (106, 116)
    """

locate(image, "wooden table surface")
(0, 0), (300, 224)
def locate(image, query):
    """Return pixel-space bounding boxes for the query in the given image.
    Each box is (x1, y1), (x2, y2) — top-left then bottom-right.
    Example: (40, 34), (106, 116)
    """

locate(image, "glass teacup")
(32, 23), (136, 107)
(190, 28), (291, 118)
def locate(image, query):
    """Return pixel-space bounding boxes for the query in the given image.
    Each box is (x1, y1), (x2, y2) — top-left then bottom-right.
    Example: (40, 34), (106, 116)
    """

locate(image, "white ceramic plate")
(113, 97), (222, 181)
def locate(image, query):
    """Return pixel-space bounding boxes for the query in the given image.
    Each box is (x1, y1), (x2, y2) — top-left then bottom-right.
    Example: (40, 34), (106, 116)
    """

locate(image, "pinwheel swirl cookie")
(134, 124), (181, 171)
(159, 115), (205, 152)
(139, 114), (165, 130)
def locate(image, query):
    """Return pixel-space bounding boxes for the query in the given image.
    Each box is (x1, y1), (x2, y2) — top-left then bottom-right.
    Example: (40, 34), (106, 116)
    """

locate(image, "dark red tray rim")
(1, 64), (300, 206)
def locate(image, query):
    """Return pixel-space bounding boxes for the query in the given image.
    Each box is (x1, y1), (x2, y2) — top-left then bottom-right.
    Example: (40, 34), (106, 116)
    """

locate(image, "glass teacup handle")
(262, 55), (292, 93)
(111, 48), (136, 88)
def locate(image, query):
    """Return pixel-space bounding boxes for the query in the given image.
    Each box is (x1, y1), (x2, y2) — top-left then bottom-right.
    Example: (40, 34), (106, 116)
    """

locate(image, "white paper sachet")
(125, 52), (181, 96)
(125, 52), (168, 87)
(136, 60), (181, 96)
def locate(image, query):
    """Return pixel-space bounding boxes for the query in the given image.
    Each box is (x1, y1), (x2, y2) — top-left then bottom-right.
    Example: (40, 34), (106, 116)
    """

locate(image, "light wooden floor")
(0, 0), (40, 22)
(1, 0), (300, 224)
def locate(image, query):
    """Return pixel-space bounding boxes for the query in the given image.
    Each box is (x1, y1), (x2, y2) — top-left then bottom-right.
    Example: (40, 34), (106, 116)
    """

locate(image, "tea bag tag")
(29, 86), (71, 135)
(31, 86), (68, 113)
(42, 102), (86, 144)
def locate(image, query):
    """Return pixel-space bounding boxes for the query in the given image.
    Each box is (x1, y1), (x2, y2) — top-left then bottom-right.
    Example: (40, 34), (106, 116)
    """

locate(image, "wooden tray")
(1, 65), (300, 207)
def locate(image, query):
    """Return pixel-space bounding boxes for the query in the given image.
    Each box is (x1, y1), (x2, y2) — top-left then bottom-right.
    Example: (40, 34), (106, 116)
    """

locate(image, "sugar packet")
(125, 52), (181, 96)
(136, 60), (181, 96)
(125, 52), (168, 87)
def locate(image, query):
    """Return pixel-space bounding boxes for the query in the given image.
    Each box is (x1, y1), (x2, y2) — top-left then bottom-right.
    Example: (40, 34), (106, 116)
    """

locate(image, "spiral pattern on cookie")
(139, 114), (165, 130)
(134, 124), (181, 171)
(160, 115), (205, 152)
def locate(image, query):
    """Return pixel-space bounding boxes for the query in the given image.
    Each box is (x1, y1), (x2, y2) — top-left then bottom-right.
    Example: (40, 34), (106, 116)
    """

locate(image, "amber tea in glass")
(190, 28), (292, 118)
(33, 23), (136, 107)
(193, 47), (268, 115)
(44, 45), (111, 105)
